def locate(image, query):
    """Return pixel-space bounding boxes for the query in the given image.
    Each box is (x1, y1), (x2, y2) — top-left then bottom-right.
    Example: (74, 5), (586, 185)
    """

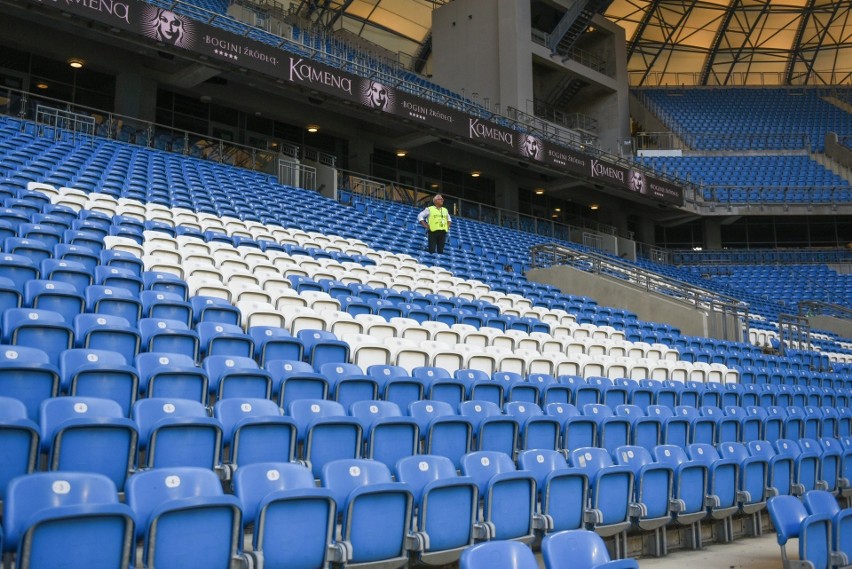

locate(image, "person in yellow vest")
(417, 194), (452, 254)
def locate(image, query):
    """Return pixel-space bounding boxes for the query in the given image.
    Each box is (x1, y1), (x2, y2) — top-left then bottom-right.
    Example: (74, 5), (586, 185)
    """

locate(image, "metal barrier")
(35, 105), (95, 145)
(277, 159), (317, 191)
(530, 242), (749, 342)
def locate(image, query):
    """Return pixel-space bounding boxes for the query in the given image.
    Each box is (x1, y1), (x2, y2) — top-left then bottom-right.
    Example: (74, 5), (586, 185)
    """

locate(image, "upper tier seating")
(638, 87), (852, 152)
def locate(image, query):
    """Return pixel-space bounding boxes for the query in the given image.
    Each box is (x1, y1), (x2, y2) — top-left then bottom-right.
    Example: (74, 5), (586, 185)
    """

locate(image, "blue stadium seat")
(395, 455), (478, 565)
(0, 344), (61, 421)
(39, 396), (137, 491)
(459, 400), (518, 457)
(568, 446), (634, 557)
(265, 359), (329, 408)
(203, 355), (272, 400)
(652, 445), (708, 549)
(213, 398), (296, 472)
(73, 313), (140, 363)
(2, 472), (134, 569)
(59, 348), (138, 415)
(140, 290), (192, 326)
(85, 285), (143, 325)
(517, 449), (588, 533)
(802, 489), (852, 567)
(350, 400), (419, 470)
(686, 443), (740, 542)
(460, 450), (538, 543)
(767, 494), (832, 569)
(3, 308), (73, 366)
(407, 399), (472, 469)
(613, 445), (674, 555)
(0, 396), (39, 502)
(24, 280), (85, 323)
(232, 462), (337, 569)
(136, 352), (208, 403)
(541, 529), (640, 569)
(300, 330), (350, 370)
(138, 317), (200, 360)
(320, 458), (414, 569)
(126, 467), (246, 569)
(288, 399), (362, 478)
(197, 321), (254, 358)
(132, 398), (223, 470)
(248, 325), (303, 366)
(320, 362), (380, 410)
(460, 541), (538, 569)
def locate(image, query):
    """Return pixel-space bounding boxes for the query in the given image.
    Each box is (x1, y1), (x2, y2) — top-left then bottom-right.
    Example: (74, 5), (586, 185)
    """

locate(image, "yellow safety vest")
(427, 206), (449, 231)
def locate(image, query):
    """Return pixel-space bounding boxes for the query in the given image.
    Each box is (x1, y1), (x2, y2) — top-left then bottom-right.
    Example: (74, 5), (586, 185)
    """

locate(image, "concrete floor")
(630, 532), (782, 569)
(532, 530), (784, 569)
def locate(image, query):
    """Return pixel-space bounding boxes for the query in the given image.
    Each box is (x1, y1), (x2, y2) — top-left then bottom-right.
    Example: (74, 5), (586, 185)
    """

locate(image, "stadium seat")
(232, 462), (337, 569)
(39, 396), (137, 491)
(459, 540), (538, 569)
(213, 398), (296, 473)
(2, 472), (134, 569)
(542, 529), (640, 569)
(320, 458), (414, 569)
(126, 467), (246, 569)
(460, 450), (538, 543)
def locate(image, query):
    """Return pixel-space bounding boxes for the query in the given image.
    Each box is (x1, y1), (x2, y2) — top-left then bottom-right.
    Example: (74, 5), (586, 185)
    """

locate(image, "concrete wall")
(528, 265), (742, 339)
(432, 0), (533, 111)
(826, 133), (852, 171)
(808, 315), (852, 340)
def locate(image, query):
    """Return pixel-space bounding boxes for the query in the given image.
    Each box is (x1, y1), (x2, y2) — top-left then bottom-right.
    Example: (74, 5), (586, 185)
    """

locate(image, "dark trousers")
(428, 230), (448, 254)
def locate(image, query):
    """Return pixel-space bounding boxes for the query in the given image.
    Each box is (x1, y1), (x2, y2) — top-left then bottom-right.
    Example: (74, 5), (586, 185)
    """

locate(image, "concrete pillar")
(704, 218), (722, 249)
(115, 72), (157, 122)
(494, 176), (519, 212)
(347, 138), (373, 176)
(634, 216), (656, 246)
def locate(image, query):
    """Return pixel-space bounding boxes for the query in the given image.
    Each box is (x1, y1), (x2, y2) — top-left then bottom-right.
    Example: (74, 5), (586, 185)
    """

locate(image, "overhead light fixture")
(395, 150), (407, 157)
(554, 207), (561, 212)
(551, 214), (558, 219)
(67, 58), (85, 69)
(35, 82), (48, 90)
(589, 204), (599, 210)
(306, 124), (319, 133)
(534, 188), (545, 195)
(430, 183), (439, 189)
(471, 171), (481, 178)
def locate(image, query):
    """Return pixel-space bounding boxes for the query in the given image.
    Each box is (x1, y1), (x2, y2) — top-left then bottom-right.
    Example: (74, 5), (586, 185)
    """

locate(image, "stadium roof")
(294, 0), (852, 88)
(605, 0), (852, 87)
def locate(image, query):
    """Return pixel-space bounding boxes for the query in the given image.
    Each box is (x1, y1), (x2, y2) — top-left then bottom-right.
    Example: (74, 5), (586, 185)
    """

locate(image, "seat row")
(10, 387), (852, 500)
(3, 434), (823, 569)
(768, 490), (852, 569)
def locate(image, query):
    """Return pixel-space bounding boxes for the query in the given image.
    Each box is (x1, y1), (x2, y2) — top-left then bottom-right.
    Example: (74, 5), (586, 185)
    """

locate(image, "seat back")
(542, 529), (639, 569)
(126, 467), (242, 569)
(233, 462), (335, 569)
(459, 540), (539, 569)
(4, 471), (134, 569)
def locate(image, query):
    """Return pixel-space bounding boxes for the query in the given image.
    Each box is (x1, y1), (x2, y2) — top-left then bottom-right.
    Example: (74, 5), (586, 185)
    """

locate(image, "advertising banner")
(32, 0), (683, 205)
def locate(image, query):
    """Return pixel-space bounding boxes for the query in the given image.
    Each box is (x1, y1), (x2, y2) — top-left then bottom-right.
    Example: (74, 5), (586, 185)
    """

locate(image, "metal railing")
(532, 28), (609, 75)
(35, 105), (95, 145)
(799, 301), (852, 321)
(629, 71), (852, 88)
(778, 313), (812, 353)
(634, 131), (811, 152)
(336, 169), (631, 241)
(278, 159), (317, 191)
(530, 242), (750, 341)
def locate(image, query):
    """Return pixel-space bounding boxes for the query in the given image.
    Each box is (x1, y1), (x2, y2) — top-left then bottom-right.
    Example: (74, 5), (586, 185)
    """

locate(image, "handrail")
(799, 301), (852, 320)
(529, 242), (746, 309)
(530, 242), (750, 341)
(336, 169), (635, 240)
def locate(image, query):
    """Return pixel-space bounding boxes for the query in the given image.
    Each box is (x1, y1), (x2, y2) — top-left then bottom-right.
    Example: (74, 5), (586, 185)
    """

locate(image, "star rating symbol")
(213, 49), (239, 60)
(408, 110), (427, 121)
